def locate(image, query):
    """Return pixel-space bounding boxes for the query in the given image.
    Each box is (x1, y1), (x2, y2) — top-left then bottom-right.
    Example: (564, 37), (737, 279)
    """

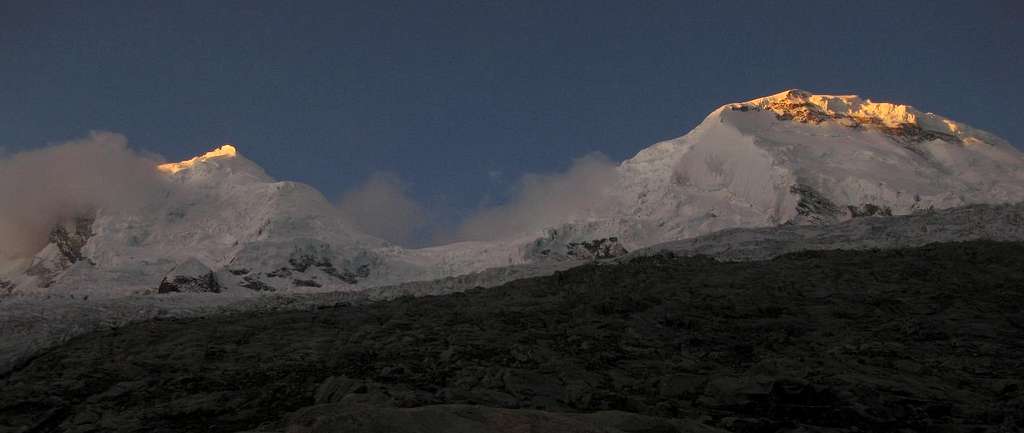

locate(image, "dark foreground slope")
(3, 241), (1024, 433)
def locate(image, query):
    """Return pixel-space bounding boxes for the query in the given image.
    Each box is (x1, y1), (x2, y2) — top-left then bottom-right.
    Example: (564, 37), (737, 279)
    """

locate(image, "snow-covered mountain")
(532, 89), (1024, 252)
(3, 90), (1023, 296)
(1, 144), (536, 296)
(4, 145), (376, 295)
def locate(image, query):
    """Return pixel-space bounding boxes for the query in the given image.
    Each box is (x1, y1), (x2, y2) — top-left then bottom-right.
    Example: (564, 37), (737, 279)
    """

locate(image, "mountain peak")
(729, 90), (981, 143)
(740, 89), (933, 126)
(157, 144), (239, 174)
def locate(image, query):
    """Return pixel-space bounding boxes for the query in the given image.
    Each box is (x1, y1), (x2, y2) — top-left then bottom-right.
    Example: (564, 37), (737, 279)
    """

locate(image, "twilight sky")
(2, 0), (1022, 241)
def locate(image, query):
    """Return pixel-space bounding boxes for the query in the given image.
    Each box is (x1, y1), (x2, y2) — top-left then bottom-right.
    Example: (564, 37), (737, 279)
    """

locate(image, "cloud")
(336, 172), (429, 246)
(0, 132), (167, 260)
(454, 152), (621, 241)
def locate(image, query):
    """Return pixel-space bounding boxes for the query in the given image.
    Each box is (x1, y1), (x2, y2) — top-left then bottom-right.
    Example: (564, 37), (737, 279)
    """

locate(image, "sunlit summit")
(156, 144), (238, 174)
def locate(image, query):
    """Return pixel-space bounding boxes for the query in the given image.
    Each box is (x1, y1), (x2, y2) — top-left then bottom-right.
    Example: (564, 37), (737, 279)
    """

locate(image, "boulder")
(157, 258), (221, 293)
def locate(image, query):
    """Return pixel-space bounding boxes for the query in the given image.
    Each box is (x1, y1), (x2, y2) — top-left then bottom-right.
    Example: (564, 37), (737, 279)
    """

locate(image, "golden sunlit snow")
(157, 144), (238, 173)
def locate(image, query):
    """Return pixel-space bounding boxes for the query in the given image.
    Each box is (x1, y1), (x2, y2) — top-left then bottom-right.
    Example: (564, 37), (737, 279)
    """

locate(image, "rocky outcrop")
(224, 243), (379, 292)
(157, 258), (220, 293)
(240, 275), (275, 292)
(790, 184), (843, 224)
(566, 237), (629, 260)
(283, 245), (373, 285)
(790, 185), (894, 224)
(847, 203), (893, 217)
(49, 217), (95, 264)
(526, 227), (630, 263)
(23, 216), (96, 288)
(292, 278), (322, 288)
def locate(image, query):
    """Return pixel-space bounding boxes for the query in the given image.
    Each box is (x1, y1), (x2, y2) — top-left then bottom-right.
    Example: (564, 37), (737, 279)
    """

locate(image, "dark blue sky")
(3, 1), (1022, 219)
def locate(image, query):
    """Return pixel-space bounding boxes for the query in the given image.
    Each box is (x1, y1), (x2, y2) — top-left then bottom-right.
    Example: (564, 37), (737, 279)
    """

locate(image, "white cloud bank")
(453, 152), (621, 242)
(0, 132), (167, 260)
(336, 172), (429, 246)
